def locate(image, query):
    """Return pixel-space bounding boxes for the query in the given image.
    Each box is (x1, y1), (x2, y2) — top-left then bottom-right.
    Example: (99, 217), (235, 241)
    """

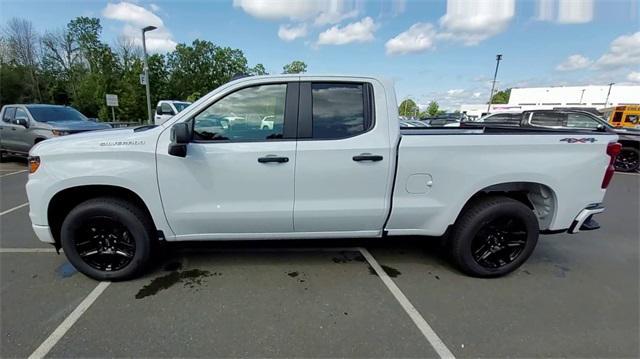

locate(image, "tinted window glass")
(312, 83), (365, 139)
(27, 106), (87, 122)
(566, 113), (599, 128)
(2, 107), (16, 123)
(530, 112), (566, 127)
(484, 113), (520, 124)
(193, 84), (286, 142)
(174, 102), (190, 112)
(15, 108), (28, 121)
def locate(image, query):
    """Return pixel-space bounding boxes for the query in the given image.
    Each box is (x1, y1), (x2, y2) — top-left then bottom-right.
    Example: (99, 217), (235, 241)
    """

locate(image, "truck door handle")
(353, 154), (383, 162)
(258, 156), (289, 163)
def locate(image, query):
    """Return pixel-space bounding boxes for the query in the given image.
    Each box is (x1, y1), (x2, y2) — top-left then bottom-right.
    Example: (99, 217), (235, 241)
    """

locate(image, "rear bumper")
(32, 224), (55, 244)
(568, 205), (605, 234)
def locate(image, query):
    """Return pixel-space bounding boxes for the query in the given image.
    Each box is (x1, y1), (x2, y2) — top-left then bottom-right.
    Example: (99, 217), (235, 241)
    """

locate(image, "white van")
(154, 100), (191, 125)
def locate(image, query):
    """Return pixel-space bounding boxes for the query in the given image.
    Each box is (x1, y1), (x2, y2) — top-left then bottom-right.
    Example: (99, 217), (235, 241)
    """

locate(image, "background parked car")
(0, 104), (111, 160)
(154, 100), (192, 125)
(466, 109), (640, 172)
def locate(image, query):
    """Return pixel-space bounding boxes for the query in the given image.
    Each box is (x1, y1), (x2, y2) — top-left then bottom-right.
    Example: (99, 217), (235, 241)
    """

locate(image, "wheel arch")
(459, 181), (557, 230)
(47, 185), (158, 248)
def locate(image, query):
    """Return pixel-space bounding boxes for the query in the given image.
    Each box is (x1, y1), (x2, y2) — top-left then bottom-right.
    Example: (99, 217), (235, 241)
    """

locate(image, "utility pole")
(142, 25), (157, 125)
(487, 54), (503, 114)
(604, 83), (614, 107)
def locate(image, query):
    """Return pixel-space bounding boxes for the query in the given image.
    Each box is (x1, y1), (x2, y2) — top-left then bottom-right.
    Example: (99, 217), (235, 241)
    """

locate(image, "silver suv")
(0, 104), (111, 159)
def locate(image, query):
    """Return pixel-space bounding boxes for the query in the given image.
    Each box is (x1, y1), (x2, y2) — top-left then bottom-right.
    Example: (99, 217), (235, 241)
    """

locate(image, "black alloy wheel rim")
(74, 216), (136, 271)
(471, 216), (528, 269)
(615, 150), (639, 171)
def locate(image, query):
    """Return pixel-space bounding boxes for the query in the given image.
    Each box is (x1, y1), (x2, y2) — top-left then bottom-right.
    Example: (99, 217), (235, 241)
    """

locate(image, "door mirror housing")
(15, 117), (29, 128)
(169, 122), (191, 157)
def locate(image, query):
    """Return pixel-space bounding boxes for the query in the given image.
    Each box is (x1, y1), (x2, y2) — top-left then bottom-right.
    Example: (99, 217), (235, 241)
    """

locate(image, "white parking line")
(28, 281), (111, 359)
(0, 202), (29, 216)
(0, 248), (58, 253)
(358, 247), (456, 359)
(0, 169), (27, 177)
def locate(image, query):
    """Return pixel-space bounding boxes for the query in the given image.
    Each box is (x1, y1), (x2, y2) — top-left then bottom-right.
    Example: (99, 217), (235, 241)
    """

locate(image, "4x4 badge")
(560, 138), (597, 143)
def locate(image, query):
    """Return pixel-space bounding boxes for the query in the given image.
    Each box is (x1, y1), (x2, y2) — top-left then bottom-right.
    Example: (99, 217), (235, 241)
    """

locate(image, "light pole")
(604, 83), (614, 107)
(486, 54), (503, 114)
(142, 25), (157, 125)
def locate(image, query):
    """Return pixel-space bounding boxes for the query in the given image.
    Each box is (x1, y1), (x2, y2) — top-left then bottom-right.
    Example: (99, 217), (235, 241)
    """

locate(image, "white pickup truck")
(26, 75), (621, 281)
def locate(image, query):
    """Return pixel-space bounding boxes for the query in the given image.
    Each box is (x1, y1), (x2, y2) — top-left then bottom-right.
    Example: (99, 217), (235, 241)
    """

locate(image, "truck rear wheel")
(614, 147), (639, 172)
(449, 196), (539, 277)
(60, 197), (154, 281)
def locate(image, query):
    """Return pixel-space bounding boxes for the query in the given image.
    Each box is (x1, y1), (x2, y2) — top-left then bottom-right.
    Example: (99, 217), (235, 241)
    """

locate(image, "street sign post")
(106, 94), (119, 122)
(139, 74), (146, 85)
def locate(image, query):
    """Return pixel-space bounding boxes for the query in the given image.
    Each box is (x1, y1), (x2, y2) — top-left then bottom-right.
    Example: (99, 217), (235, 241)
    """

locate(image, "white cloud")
(556, 54), (592, 71)
(594, 32), (640, 69)
(233, 0), (359, 25)
(627, 71), (640, 83)
(102, 2), (177, 53)
(438, 0), (515, 45)
(149, 3), (161, 12)
(447, 89), (465, 95)
(278, 23), (307, 41)
(473, 92), (482, 98)
(317, 17), (377, 46)
(537, 0), (594, 24)
(385, 23), (437, 55)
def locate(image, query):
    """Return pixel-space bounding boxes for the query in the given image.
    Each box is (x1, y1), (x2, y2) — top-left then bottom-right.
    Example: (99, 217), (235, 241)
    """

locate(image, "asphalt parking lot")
(1, 158), (638, 358)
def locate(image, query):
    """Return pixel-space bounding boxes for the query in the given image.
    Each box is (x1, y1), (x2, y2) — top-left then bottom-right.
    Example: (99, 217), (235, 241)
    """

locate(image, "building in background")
(460, 85), (640, 119)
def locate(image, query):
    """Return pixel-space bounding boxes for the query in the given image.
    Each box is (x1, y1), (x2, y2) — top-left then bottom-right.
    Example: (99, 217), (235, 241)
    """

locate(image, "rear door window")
(530, 112), (566, 127)
(311, 83), (370, 139)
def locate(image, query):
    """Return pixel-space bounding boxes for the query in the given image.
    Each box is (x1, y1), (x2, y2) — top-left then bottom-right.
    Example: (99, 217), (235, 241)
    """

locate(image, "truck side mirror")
(168, 122), (191, 157)
(15, 117), (29, 128)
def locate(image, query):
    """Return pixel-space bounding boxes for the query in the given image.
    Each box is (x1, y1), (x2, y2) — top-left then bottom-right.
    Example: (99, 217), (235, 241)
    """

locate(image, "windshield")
(27, 106), (88, 122)
(174, 102), (191, 112)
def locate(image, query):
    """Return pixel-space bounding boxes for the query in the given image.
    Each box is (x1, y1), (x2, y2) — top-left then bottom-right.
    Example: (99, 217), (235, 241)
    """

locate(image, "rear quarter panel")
(386, 132), (617, 235)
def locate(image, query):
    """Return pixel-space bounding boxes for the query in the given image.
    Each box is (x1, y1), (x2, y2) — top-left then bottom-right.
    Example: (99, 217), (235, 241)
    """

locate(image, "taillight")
(602, 142), (621, 189)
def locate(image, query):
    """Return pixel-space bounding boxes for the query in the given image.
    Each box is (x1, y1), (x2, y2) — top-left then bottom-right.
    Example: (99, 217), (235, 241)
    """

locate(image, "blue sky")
(1, 0), (638, 110)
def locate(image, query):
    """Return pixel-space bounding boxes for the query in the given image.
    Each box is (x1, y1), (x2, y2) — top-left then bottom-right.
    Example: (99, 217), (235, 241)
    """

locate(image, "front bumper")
(32, 224), (55, 244)
(568, 205), (605, 234)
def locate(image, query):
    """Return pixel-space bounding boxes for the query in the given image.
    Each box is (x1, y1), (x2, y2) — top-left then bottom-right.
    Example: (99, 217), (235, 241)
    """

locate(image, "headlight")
(51, 129), (71, 136)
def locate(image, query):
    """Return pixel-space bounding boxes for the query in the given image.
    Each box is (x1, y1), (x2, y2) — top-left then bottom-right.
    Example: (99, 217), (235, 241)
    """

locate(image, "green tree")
(249, 63), (267, 75)
(398, 99), (418, 117)
(282, 60), (307, 74)
(426, 101), (440, 116)
(167, 39), (249, 99)
(490, 89), (511, 104)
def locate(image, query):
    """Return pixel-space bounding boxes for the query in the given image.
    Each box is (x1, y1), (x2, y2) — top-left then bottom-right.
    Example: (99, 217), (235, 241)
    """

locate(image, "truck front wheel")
(449, 196), (539, 277)
(60, 197), (154, 281)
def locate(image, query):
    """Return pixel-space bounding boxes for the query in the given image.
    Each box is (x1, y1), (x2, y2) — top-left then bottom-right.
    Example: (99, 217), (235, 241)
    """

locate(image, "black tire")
(449, 196), (539, 278)
(0, 151), (6, 163)
(614, 147), (639, 172)
(60, 197), (155, 281)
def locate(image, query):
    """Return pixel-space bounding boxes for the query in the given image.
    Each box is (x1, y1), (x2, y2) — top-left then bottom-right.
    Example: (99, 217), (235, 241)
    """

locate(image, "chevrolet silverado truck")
(26, 75), (621, 280)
